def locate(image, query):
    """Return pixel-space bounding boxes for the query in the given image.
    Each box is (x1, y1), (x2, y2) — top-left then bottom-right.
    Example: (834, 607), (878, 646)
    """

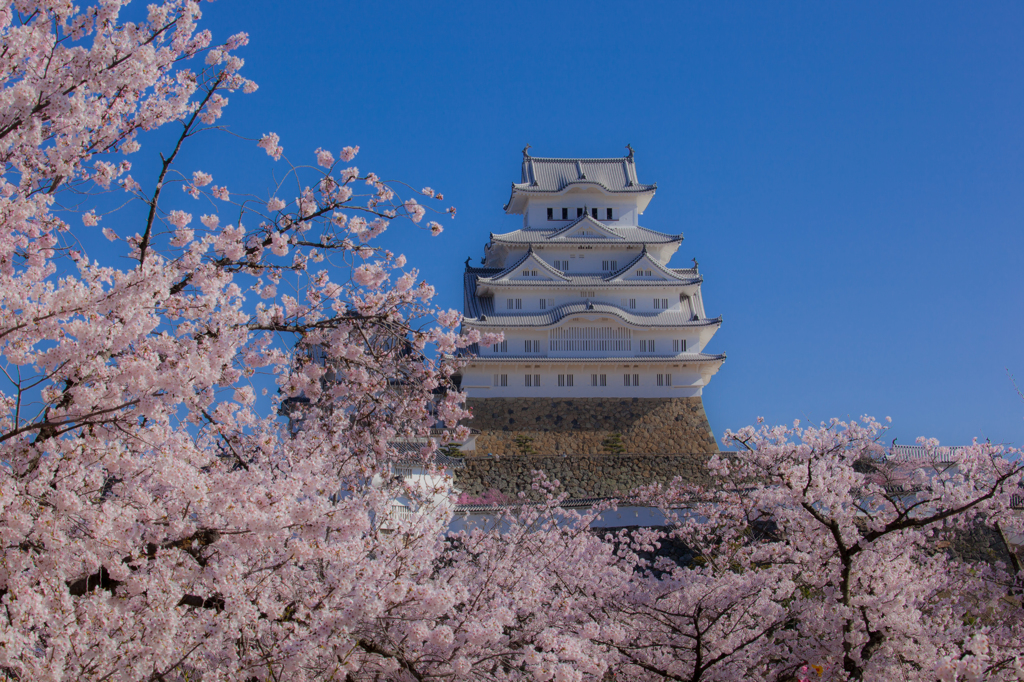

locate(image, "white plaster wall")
(476, 325), (702, 359)
(460, 364), (706, 398)
(524, 193), (640, 229)
(489, 287), (688, 313)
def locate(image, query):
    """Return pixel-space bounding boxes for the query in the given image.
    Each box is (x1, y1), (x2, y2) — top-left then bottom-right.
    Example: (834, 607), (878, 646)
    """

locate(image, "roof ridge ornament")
(626, 143), (634, 160)
(522, 144), (531, 158)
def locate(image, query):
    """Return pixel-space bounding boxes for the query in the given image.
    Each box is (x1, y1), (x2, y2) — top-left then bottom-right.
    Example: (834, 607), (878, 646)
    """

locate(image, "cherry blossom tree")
(607, 418), (1024, 681)
(0, 1), (604, 678)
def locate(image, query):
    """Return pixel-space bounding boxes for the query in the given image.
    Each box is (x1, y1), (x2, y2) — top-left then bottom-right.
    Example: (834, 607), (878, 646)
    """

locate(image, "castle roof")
(491, 216), (680, 245)
(463, 294), (722, 330)
(505, 152), (657, 213)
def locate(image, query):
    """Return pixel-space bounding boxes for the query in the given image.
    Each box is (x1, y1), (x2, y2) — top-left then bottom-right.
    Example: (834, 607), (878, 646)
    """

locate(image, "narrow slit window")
(606, 208), (613, 220)
(493, 373), (507, 387)
(577, 208), (583, 217)
(547, 207), (553, 220)
(591, 207), (598, 218)
(562, 207), (569, 220)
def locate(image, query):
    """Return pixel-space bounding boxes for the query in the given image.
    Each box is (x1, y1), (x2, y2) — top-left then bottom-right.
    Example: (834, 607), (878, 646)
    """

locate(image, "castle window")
(602, 260), (619, 271)
(579, 291), (595, 298)
(591, 207), (598, 218)
(606, 208), (613, 220)
(525, 340), (540, 353)
(540, 298), (546, 309)
(628, 298), (636, 309)
(492, 340), (507, 353)
(493, 374), (507, 387)
(547, 207), (553, 220)
(640, 340), (654, 352)
(577, 208), (583, 217)
(554, 260), (568, 270)
(525, 374), (541, 387)
(657, 373), (672, 387)
(507, 298), (522, 310)
(591, 373), (607, 387)
(623, 373), (640, 387)
(549, 326), (631, 352)
(672, 339), (688, 352)
(522, 269), (529, 276)
(557, 374), (574, 387)
(562, 207), (568, 220)
(654, 298), (669, 309)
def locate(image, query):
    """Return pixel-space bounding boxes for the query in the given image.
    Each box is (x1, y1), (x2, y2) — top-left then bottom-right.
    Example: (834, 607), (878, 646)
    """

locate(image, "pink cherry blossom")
(258, 132), (284, 160)
(315, 147), (335, 168)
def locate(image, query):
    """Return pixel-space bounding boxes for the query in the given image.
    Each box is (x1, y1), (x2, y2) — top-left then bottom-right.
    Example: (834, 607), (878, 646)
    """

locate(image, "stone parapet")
(465, 397), (717, 456)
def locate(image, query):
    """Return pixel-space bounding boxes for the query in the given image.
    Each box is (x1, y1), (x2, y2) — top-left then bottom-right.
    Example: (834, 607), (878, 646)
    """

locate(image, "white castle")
(459, 147), (725, 401)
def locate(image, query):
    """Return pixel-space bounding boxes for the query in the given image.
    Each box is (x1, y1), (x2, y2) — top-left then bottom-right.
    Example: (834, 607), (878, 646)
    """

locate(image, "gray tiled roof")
(477, 248), (702, 288)
(491, 221), (681, 245)
(477, 273), (702, 288)
(466, 352), (726, 364)
(482, 248), (570, 283)
(464, 297), (723, 330)
(608, 247), (697, 283)
(513, 156), (656, 195)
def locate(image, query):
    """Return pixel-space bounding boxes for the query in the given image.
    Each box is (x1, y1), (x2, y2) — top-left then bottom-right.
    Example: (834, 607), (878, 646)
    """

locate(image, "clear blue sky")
(183, 1), (1024, 447)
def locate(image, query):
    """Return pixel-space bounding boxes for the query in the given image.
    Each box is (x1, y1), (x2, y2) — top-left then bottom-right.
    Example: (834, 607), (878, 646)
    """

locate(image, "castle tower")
(459, 148), (725, 459)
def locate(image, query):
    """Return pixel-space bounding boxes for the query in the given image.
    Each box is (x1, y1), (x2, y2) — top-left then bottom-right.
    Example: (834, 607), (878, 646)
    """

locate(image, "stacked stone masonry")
(456, 397), (716, 498)
(465, 397), (718, 456)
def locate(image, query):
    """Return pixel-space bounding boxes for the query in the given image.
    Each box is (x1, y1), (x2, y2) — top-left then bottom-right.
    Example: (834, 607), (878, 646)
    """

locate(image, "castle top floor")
(505, 146), (657, 229)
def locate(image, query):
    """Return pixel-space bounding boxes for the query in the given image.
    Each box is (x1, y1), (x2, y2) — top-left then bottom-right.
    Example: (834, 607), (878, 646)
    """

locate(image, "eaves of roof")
(464, 300), (723, 330)
(490, 224), (681, 245)
(475, 274), (702, 288)
(465, 353), (727, 364)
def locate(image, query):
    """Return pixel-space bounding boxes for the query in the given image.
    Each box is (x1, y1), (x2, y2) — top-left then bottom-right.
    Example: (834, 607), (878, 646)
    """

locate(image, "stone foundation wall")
(465, 397), (717, 456)
(454, 453), (710, 500)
